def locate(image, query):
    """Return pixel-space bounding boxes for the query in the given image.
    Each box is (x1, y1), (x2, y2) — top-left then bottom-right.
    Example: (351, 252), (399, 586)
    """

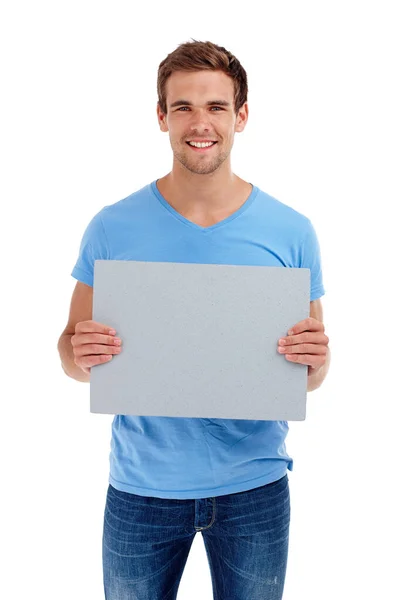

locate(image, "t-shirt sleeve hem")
(310, 286), (325, 302)
(71, 266), (93, 287)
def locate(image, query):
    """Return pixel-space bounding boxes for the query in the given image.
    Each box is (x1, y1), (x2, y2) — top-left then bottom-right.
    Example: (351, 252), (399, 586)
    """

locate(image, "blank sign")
(91, 260), (310, 420)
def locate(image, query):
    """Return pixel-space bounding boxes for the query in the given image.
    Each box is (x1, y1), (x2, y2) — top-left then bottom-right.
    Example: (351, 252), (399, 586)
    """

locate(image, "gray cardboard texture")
(91, 260), (310, 420)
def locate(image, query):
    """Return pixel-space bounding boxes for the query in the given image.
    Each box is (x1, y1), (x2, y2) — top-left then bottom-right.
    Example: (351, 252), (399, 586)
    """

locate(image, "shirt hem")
(109, 464), (291, 499)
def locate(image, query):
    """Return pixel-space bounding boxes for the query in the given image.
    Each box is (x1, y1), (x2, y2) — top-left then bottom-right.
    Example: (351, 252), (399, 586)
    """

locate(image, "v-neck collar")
(150, 179), (259, 233)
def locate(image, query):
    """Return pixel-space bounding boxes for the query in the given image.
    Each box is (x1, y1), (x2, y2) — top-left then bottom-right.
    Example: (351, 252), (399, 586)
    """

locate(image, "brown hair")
(157, 39), (248, 116)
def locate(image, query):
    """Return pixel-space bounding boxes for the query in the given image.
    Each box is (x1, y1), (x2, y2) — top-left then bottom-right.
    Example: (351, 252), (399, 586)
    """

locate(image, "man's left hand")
(277, 317), (330, 375)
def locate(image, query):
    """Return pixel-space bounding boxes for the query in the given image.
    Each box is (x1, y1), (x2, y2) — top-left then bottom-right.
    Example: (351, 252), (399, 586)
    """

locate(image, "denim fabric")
(103, 474), (290, 599)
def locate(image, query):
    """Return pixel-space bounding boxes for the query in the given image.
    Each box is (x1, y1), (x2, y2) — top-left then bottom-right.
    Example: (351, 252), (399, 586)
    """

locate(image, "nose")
(188, 108), (213, 133)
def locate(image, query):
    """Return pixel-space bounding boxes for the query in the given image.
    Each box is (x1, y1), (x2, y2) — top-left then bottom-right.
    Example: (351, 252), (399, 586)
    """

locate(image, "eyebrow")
(170, 99), (231, 108)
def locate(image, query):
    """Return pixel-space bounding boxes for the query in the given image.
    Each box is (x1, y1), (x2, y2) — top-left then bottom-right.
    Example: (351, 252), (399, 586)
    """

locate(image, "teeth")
(188, 141), (215, 148)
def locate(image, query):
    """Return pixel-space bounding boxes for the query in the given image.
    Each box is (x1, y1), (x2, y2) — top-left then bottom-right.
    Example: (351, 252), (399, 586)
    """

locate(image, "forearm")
(57, 334), (90, 383)
(307, 346), (331, 392)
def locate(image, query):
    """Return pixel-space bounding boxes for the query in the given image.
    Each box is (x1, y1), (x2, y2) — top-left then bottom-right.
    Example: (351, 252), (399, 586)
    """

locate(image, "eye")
(176, 106), (224, 112)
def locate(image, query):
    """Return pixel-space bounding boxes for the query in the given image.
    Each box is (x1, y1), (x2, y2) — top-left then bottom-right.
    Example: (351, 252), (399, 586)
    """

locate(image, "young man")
(58, 40), (330, 600)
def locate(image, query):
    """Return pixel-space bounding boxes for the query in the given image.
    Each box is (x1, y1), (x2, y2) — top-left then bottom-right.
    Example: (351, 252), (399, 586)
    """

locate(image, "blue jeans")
(102, 474), (290, 599)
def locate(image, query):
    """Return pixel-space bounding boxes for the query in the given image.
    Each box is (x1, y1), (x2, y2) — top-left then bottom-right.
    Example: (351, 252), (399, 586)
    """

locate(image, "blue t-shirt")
(71, 180), (325, 499)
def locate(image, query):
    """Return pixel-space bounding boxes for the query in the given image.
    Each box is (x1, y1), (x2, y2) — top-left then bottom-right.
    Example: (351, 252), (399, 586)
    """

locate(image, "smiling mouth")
(186, 141), (218, 152)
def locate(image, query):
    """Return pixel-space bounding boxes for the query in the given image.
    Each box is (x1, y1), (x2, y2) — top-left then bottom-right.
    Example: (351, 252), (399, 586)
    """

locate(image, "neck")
(159, 161), (247, 213)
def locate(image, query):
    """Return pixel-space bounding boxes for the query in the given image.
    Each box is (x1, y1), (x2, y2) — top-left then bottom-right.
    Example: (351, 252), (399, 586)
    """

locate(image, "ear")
(157, 103), (169, 132)
(234, 102), (249, 133)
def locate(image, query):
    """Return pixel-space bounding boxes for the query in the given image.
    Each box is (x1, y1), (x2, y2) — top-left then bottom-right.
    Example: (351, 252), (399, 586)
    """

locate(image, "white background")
(1, 1), (399, 598)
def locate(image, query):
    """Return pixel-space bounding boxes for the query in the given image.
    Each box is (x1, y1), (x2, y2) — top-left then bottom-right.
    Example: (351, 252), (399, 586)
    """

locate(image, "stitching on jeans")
(195, 497), (217, 531)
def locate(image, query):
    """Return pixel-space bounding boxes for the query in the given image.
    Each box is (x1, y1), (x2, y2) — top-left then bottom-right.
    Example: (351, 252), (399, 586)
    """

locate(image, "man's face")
(157, 70), (248, 175)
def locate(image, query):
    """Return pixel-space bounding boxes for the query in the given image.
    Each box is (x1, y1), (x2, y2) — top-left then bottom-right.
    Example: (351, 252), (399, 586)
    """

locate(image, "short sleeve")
(71, 210), (109, 287)
(300, 219), (326, 301)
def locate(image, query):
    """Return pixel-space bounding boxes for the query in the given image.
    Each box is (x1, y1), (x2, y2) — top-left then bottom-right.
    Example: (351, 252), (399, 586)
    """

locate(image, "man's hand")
(277, 317), (329, 376)
(71, 320), (123, 375)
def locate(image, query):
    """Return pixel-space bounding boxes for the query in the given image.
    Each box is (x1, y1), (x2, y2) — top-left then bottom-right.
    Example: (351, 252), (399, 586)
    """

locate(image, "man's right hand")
(71, 320), (122, 375)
